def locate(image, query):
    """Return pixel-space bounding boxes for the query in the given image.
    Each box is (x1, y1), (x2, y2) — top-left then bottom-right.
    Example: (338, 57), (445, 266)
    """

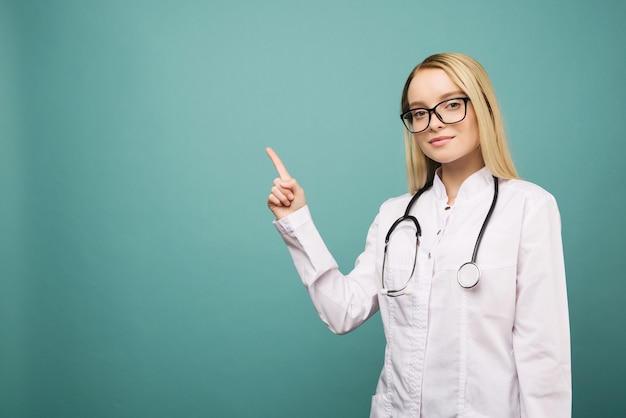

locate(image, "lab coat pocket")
(382, 264), (414, 294)
(466, 265), (517, 327)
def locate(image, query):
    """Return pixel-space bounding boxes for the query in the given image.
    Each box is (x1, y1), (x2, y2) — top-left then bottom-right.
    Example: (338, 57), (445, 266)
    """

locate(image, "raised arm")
(266, 147), (380, 334)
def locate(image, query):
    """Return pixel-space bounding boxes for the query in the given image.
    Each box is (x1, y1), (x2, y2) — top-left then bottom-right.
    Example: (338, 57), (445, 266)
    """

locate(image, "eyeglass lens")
(402, 98), (468, 133)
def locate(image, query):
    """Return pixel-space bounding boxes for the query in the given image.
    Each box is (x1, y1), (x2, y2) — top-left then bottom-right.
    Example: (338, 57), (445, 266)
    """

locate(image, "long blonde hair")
(400, 53), (518, 193)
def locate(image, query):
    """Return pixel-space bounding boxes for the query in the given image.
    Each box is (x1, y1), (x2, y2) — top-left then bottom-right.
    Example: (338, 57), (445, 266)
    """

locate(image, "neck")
(440, 154), (485, 205)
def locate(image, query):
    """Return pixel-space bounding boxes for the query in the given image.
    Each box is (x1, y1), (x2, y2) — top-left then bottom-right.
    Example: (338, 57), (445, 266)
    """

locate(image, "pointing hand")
(266, 147), (307, 220)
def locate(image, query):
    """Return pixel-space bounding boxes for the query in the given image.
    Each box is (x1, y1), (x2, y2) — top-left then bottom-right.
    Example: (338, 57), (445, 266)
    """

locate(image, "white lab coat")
(274, 167), (571, 417)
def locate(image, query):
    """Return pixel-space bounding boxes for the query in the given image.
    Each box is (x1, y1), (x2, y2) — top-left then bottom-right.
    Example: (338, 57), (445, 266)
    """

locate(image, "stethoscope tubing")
(381, 176), (499, 295)
(380, 180), (432, 297)
(471, 176), (499, 264)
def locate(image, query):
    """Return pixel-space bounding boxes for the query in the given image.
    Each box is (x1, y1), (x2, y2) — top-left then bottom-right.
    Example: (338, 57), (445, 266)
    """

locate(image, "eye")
(412, 109), (428, 119)
(444, 99), (464, 110)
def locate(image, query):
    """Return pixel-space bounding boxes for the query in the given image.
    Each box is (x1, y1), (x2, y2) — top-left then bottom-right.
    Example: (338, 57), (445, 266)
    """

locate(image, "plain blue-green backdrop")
(1, 0), (625, 416)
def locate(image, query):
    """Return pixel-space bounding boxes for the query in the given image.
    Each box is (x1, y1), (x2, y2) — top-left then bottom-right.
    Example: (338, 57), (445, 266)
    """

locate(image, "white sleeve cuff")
(273, 205), (312, 235)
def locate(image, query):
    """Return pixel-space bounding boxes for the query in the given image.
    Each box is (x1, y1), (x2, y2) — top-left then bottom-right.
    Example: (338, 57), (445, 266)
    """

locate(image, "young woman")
(266, 53), (571, 417)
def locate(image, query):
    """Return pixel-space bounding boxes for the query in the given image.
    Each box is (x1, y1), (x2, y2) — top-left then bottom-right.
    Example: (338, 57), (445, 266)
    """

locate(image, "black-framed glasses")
(400, 97), (471, 133)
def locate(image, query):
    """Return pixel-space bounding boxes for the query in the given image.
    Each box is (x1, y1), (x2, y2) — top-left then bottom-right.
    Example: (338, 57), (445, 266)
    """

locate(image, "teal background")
(1, 0), (625, 416)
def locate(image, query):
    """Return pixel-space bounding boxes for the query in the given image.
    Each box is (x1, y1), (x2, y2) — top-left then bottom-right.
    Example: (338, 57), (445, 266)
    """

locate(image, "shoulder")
(500, 178), (560, 214)
(378, 192), (413, 214)
(502, 178), (554, 199)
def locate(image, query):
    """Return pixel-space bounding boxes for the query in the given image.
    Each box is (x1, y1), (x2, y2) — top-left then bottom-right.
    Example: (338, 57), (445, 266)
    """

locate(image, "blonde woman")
(267, 53), (571, 417)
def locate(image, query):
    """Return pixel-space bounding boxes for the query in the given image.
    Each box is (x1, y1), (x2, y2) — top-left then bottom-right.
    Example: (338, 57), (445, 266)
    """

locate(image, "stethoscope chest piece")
(457, 262), (480, 288)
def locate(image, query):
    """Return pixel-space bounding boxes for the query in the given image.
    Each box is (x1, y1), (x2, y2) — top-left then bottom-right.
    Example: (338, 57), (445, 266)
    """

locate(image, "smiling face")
(406, 68), (484, 172)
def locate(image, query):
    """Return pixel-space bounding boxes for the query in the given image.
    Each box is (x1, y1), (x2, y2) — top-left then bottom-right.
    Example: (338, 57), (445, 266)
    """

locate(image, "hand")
(266, 147), (307, 220)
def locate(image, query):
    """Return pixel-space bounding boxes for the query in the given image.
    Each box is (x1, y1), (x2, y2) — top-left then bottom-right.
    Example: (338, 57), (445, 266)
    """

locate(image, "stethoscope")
(380, 175), (499, 297)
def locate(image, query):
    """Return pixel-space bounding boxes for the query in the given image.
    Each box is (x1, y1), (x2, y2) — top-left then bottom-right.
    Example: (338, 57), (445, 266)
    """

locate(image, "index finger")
(265, 147), (291, 180)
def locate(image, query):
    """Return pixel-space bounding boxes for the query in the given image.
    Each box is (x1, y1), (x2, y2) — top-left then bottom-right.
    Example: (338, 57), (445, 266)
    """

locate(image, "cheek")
(413, 132), (430, 151)
(412, 133), (437, 159)
(459, 114), (480, 147)
(468, 123), (481, 148)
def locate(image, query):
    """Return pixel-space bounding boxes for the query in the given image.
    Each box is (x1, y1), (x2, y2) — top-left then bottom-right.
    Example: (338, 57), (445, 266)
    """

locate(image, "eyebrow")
(409, 90), (466, 108)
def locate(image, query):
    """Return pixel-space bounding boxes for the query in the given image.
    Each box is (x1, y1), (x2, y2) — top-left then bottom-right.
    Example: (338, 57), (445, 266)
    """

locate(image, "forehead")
(407, 68), (463, 106)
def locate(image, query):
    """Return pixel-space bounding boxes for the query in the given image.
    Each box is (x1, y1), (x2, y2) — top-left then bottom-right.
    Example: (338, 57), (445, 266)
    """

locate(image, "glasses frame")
(400, 97), (471, 133)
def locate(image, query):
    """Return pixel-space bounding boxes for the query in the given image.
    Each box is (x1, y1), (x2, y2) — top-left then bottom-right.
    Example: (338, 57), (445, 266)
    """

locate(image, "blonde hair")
(400, 53), (519, 193)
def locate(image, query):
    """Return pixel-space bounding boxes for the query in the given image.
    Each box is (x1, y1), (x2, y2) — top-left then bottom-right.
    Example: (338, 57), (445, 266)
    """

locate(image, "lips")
(429, 136), (453, 147)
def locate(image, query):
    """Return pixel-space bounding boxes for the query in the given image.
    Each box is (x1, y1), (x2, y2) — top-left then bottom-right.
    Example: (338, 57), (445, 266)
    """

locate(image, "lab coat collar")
(432, 166), (493, 203)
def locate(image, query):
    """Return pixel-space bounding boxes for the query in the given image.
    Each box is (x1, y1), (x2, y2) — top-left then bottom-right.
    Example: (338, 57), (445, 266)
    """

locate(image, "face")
(406, 68), (483, 170)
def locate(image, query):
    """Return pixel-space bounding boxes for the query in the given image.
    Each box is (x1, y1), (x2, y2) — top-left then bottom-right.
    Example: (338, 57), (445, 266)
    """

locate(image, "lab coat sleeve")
(513, 193), (572, 417)
(274, 205), (380, 335)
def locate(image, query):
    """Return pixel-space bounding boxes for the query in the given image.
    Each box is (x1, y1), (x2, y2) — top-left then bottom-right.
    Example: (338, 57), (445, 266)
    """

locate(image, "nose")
(428, 109), (445, 130)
